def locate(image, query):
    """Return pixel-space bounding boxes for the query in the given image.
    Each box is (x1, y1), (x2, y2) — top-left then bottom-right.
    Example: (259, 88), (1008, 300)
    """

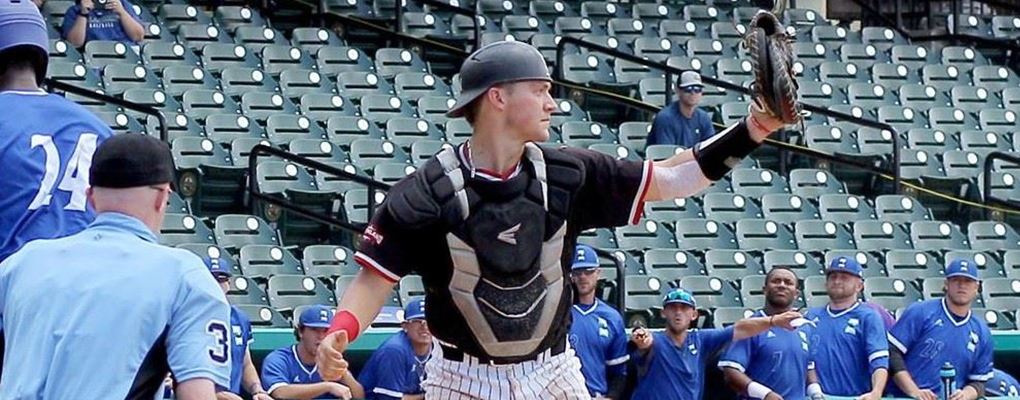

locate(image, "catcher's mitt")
(744, 10), (802, 125)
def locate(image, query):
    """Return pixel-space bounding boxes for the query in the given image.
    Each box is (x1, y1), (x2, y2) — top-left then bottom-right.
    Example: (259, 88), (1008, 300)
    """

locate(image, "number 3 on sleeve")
(206, 321), (230, 364)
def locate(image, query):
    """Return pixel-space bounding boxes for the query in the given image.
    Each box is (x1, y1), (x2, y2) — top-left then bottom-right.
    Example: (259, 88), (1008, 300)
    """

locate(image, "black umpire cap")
(446, 41), (552, 118)
(89, 134), (175, 188)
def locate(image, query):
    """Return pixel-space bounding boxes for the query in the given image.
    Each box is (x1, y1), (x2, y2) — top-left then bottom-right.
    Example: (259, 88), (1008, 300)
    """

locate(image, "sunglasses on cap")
(214, 274), (230, 283)
(664, 289), (695, 304)
(682, 86), (704, 93)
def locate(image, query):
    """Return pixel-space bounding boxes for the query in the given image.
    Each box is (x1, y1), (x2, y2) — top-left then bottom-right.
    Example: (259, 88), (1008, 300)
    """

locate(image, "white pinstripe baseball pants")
(422, 341), (590, 400)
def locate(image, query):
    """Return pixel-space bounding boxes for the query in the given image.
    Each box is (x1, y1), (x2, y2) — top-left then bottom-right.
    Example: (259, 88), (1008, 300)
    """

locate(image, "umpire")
(0, 134), (231, 400)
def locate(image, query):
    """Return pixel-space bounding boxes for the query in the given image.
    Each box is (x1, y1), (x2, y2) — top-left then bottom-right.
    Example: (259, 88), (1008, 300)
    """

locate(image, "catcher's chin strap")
(692, 119), (761, 181)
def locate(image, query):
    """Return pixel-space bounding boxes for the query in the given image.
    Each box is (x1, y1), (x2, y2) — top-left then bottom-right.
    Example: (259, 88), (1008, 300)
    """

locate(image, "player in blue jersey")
(629, 287), (802, 400)
(261, 304), (363, 399)
(568, 244), (628, 399)
(0, 0), (114, 262)
(0, 134), (231, 399)
(359, 298), (432, 400)
(720, 267), (817, 400)
(804, 256), (889, 400)
(986, 369), (1020, 397)
(203, 256), (274, 400)
(888, 259), (993, 400)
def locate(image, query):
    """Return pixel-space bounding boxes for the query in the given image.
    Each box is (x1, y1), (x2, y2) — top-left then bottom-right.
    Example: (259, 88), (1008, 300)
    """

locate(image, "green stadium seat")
(550, 99), (589, 128)
(940, 46), (988, 73)
(978, 109), (1018, 135)
(337, 72), (395, 100)
(410, 140), (453, 165)
(315, 47), (374, 78)
(885, 250), (943, 281)
(712, 307), (755, 328)
(632, 37), (683, 64)
(214, 6), (268, 31)
(972, 66), (1020, 93)
(764, 250), (825, 278)
(889, 44), (937, 71)
(166, 191), (192, 214)
(968, 221), (1020, 253)
(204, 114), (265, 144)
(159, 213), (216, 246)
(736, 219), (797, 251)
(398, 275), (426, 306)
(416, 96), (457, 126)
(240, 244), (304, 278)
(681, 4), (723, 23)
(798, 81), (847, 106)
(681, 275), (743, 308)
(449, 14), (501, 44)
(299, 94), (357, 121)
(702, 193), (763, 224)
(394, 72), (452, 103)
(530, 0), (577, 21)
(266, 115), (328, 145)
(402, 12), (454, 40)
(41, 0), (74, 24)
(929, 107), (979, 134)
(327, 117), (386, 149)
(587, 144), (641, 162)
(991, 16), (1020, 39)
(237, 304), (290, 328)
(227, 275), (270, 306)
(838, 44), (888, 70)
(261, 46), (315, 77)
(254, 161), (335, 246)
(644, 249), (706, 285)
(560, 121), (617, 148)
(220, 67), (280, 98)
(826, 251), (887, 277)
(861, 26), (908, 52)
(802, 275), (832, 307)
(179, 24), (233, 52)
(709, 22), (745, 51)
(312, 162), (372, 197)
(302, 245), (359, 278)
(623, 275), (666, 328)
(616, 220), (676, 251)
(973, 308), (1016, 330)
(122, 88), (183, 120)
(577, 228), (618, 249)
(199, 43), (259, 74)
(818, 194), (876, 224)
(233, 26), (287, 53)
(500, 15), (552, 42)
(811, 25), (860, 46)
(614, 59), (661, 86)
(871, 63), (921, 91)
(154, 112), (204, 142)
(874, 195), (933, 223)
(581, 1), (629, 25)
(214, 215), (281, 252)
(142, 22), (175, 43)
(675, 219), (738, 251)
(906, 128), (959, 155)
(229, 138), (276, 169)
(48, 39), (82, 64)
(944, 250), (1006, 279)
(372, 162), (417, 185)
(715, 58), (753, 87)
(268, 275), (337, 310)
(385, 117), (445, 150)
(847, 82), (897, 111)
(157, 4), (212, 33)
(658, 20), (703, 44)
(359, 95), (416, 125)
(792, 42), (837, 71)
(561, 54), (615, 86)
(738, 275), (767, 308)
(921, 65), (967, 93)
(761, 194), (820, 224)
(142, 42), (201, 71)
(684, 38), (735, 67)
(179, 243), (238, 270)
(288, 139), (349, 164)
(978, 278), (1020, 312)
(942, 150), (984, 181)
(864, 277), (921, 311)
(240, 92), (299, 123)
(342, 188), (387, 225)
(47, 60), (103, 89)
(374, 48), (430, 79)
(93, 111), (146, 135)
(730, 168), (790, 198)
(161, 66), (218, 98)
(794, 220), (855, 252)
(291, 28), (344, 55)
(909, 221), (969, 252)
(899, 85), (951, 111)
(644, 144), (685, 162)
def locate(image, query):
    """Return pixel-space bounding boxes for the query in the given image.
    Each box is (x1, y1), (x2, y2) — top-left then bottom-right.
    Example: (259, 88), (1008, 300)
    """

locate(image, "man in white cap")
(647, 70), (718, 149)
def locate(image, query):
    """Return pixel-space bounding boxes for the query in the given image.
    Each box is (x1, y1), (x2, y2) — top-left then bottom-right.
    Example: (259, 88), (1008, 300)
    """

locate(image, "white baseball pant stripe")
(422, 341), (590, 400)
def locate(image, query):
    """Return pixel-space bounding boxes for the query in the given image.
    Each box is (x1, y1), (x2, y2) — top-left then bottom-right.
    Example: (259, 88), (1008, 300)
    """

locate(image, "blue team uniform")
(987, 369), (1020, 397)
(359, 331), (429, 399)
(0, 212), (232, 399)
(60, 0), (143, 44)
(0, 90), (113, 261)
(719, 310), (812, 400)
(805, 302), (889, 396)
(262, 345), (333, 399)
(887, 299), (994, 398)
(569, 300), (629, 398)
(631, 327), (734, 400)
(228, 305), (254, 394)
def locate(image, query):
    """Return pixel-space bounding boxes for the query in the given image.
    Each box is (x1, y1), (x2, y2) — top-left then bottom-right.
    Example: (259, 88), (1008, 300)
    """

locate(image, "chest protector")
(416, 143), (582, 359)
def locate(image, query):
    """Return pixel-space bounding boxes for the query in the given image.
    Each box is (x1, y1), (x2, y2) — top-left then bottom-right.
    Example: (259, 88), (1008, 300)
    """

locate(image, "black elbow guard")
(693, 120), (761, 181)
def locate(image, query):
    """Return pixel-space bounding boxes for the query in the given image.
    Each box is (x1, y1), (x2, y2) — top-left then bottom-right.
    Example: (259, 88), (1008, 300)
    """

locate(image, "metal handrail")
(553, 35), (903, 192)
(247, 144), (391, 234)
(45, 78), (169, 143)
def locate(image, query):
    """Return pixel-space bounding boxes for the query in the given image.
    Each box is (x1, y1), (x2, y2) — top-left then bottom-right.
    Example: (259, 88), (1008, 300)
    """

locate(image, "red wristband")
(329, 310), (361, 342)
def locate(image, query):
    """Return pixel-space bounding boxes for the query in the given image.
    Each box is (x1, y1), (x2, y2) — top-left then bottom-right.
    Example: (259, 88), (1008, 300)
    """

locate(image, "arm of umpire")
(317, 268), (398, 381)
(643, 103), (787, 202)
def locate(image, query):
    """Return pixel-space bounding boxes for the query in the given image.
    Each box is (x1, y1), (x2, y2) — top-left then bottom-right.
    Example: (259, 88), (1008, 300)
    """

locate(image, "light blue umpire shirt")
(0, 212), (232, 400)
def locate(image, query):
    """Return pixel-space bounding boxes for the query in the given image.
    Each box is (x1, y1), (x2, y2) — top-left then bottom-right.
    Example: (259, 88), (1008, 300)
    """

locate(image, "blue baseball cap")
(299, 304), (333, 328)
(663, 288), (697, 308)
(403, 298), (426, 321)
(946, 258), (979, 281)
(203, 256), (232, 278)
(826, 256), (864, 279)
(571, 244), (600, 271)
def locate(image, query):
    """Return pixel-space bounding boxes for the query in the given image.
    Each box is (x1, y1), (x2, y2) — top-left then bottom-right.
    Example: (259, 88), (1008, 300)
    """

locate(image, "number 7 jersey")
(0, 90), (113, 261)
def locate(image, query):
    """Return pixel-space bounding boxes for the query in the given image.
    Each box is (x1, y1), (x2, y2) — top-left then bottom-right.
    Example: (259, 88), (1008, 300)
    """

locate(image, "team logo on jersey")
(844, 318), (859, 335)
(766, 331), (776, 338)
(935, 319), (944, 327)
(688, 342), (698, 355)
(968, 331), (979, 352)
(363, 224), (384, 245)
(569, 333), (579, 348)
(597, 317), (610, 338)
(497, 223), (522, 245)
(799, 331), (809, 351)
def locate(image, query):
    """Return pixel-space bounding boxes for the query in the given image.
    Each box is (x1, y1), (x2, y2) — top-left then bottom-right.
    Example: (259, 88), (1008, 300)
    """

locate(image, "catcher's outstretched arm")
(645, 105), (785, 202)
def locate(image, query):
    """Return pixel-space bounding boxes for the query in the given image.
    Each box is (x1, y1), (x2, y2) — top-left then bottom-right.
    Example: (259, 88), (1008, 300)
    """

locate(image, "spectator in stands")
(568, 244), (628, 400)
(61, 0), (144, 47)
(887, 259), (993, 400)
(720, 267), (820, 400)
(646, 71), (717, 149)
(0, 134), (230, 399)
(629, 288), (801, 400)
(204, 256), (273, 400)
(804, 256), (889, 400)
(358, 298), (432, 400)
(261, 305), (364, 399)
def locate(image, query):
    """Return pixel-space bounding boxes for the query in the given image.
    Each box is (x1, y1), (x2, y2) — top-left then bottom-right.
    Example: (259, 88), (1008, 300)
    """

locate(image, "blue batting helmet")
(0, 0), (49, 83)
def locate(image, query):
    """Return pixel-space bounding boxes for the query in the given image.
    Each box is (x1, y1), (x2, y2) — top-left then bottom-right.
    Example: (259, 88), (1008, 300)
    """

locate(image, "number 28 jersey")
(0, 90), (113, 261)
